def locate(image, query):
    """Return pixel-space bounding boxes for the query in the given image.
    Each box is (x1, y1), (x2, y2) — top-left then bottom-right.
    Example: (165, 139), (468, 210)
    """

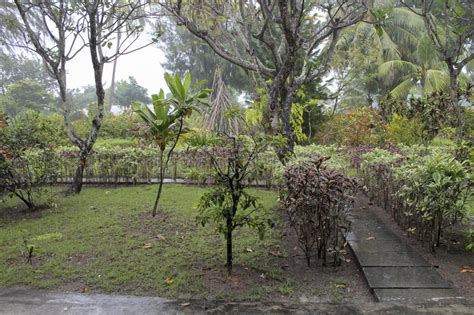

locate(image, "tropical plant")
(133, 72), (210, 216)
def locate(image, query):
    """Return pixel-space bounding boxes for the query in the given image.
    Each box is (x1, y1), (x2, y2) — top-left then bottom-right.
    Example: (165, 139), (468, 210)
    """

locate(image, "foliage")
(0, 148), (58, 210)
(282, 157), (357, 267)
(358, 146), (470, 251)
(316, 107), (386, 145)
(0, 80), (55, 116)
(114, 76), (150, 110)
(386, 113), (425, 145)
(0, 52), (56, 96)
(196, 134), (273, 274)
(159, 23), (250, 93)
(0, 111), (61, 209)
(1, 110), (68, 148)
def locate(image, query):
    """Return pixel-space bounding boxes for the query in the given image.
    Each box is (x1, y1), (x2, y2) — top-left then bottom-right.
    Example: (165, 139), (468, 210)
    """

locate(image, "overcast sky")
(67, 31), (169, 95)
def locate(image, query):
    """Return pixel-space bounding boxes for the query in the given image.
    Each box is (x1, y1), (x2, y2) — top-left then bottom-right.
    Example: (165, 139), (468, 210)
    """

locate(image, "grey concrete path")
(1, 288), (473, 314)
(347, 197), (465, 303)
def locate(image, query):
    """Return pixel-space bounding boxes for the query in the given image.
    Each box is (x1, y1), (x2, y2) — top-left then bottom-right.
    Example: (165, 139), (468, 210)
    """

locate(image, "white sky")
(67, 32), (169, 96)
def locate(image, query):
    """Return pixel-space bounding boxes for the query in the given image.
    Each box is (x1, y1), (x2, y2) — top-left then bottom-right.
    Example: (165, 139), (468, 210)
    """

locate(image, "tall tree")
(0, 53), (56, 96)
(0, 80), (55, 116)
(159, 0), (368, 162)
(159, 21), (251, 93)
(401, 0), (474, 137)
(11, 0), (154, 193)
(114, 76), (150, 110)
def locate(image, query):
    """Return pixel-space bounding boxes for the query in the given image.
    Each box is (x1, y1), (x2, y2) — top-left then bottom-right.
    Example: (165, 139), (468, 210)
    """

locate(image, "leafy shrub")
(1, 114), (59, 209)
(0, 148), (58, 209)
(282, 157), (357, 266)
(316, 107), (386, 146)
(386, 113), (425, 145)
(358, 146), (470, 251)
(395, 153), (469, 250)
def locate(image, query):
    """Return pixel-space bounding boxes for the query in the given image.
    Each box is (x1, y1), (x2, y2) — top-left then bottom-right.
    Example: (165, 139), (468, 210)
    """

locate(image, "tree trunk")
(447, 64), (465, 140)
(69, 149), (88, 194)
(108, 29), (122, 113)
(152, 149), (165, 216)
(226, 218), (233, 275)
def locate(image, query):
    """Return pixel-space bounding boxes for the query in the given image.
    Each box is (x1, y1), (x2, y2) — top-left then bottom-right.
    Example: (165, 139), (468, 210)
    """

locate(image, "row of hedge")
(356, 145), (472, 251)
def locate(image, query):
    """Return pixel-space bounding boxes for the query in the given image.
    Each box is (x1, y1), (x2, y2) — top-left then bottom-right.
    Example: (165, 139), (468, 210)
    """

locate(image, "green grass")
(0, 185), (282, 299)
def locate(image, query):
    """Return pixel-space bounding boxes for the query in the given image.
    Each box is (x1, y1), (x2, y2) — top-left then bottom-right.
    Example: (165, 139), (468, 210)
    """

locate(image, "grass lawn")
(0, 184), (369, 302)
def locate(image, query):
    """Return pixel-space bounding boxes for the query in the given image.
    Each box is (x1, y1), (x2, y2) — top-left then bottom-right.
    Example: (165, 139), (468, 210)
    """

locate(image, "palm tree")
(379, 34), (450, 99)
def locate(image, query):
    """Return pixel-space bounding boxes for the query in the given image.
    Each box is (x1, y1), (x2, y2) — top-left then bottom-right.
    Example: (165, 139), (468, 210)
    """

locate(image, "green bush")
(386, 113), (424, 145)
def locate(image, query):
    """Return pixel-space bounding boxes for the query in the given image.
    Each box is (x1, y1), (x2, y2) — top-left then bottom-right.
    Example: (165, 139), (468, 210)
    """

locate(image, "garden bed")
(0, 185), (372, 303)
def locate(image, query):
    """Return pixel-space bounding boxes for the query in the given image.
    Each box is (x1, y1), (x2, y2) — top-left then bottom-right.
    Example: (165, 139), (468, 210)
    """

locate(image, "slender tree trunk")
(152, 149), (165, 216)
(447, 64), (465, 140)
(226, 218), (233, 275)
(108, 29), (122, 113)
(69, 149), (88, 194)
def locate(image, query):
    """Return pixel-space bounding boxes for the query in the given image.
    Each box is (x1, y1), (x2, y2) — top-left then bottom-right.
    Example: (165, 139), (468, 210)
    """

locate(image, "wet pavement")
(0, 288), (473, 314)
(348, 199), (465, 303)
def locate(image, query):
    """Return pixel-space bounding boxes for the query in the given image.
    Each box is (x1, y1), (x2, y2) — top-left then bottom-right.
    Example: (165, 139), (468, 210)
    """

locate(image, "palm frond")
(379, 60), (419, 77)
(424, 70), (450, 95)
(388, 78), (415, 99)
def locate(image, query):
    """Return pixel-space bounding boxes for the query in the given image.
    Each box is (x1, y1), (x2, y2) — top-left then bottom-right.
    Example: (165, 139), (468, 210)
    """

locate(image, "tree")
(0, 80), (55, 116)
(401, 0), (474, 137)
(202, 67), (244, 135)
(132, 72), (210, 216)
(11, 0), (154, 194)
(196, 134), (272, 275)
(114, 76), (150, 110)
(159, 0), (368, 162)
(0, 52), (56, 96)
(378, 34), (450, 99)
(159, 22), (251, 93)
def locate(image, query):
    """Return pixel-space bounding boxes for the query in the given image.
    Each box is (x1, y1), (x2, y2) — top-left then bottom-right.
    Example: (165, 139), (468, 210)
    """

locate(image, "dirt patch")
(360, 193), (474, 300)
(201, 265), (278, 294)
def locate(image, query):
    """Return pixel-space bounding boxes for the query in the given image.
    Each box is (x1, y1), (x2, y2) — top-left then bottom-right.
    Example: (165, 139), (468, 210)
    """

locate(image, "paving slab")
(362, 267), (450, 289)
(374, 288), (466, 303)
(349, 239), (415, 254)
(346, 227), (399, 241)
(356, 252), (431, 267)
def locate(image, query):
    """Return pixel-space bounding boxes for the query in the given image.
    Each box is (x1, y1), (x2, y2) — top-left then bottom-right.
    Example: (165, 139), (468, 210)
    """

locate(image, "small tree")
(195, 134), (273, 275)
(133, 72), (210, 216)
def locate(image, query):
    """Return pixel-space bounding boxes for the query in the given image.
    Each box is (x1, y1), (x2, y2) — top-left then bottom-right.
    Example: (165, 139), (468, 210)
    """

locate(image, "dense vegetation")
(0, 0), (472, 299)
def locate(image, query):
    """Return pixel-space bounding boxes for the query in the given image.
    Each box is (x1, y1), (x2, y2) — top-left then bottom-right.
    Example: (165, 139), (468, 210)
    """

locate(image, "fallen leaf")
(143, 243), (153, 249)
(343, 241), (348, 248)
(460, 267), (473, 273)
(281, 264), (289, 269)
(366, 236), (376, 241)
(335, 283), (347, 289)
(245, 247), (254, 253)
(156, 234), (166, 241)
(270, 250), (281, 257)
(180, 303), (190, 307)
(164, 277), (174, 285)
(80, 287), (89, 293)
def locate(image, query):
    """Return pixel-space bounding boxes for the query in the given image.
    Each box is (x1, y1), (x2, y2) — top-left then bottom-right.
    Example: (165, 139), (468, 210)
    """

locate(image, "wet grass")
(0, 185), (283, 299)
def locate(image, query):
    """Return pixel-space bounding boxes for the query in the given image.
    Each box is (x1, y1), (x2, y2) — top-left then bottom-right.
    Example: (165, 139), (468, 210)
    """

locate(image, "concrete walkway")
(347, 196), (465, 303)
(1, 288), (473, 314)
